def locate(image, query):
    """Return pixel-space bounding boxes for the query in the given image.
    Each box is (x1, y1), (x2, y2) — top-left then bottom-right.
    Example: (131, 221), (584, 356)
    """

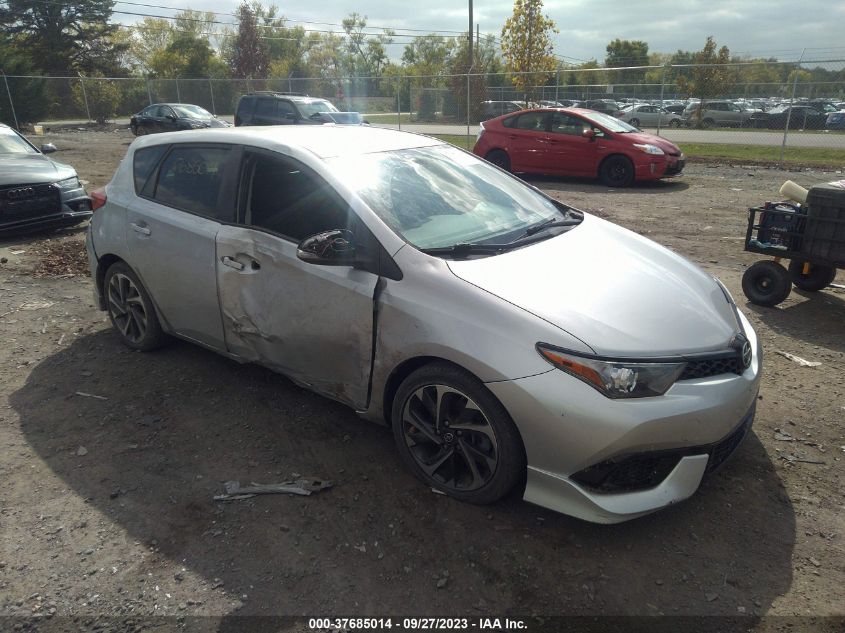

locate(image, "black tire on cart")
(742, 260), (792, 307)
(787, 260), (838, 292)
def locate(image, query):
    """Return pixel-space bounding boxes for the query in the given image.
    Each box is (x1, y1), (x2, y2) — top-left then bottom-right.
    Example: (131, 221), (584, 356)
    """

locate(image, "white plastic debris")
(213, 478), (332, 501)
(775, 351), (821, 367)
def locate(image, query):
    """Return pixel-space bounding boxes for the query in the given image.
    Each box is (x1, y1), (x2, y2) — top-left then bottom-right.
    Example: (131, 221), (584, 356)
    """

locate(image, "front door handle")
(221, 255), (245, 271)
(130, 222), (151, 236)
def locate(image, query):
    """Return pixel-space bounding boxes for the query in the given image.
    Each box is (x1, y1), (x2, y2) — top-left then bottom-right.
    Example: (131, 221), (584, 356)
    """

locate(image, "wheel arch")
(597, 152), (635, 178)
(97, 254), (172, 331)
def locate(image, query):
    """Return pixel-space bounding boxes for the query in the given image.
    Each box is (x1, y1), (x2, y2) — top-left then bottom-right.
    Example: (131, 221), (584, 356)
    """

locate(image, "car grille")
(679, 353), (744, 380)
(0, 183), (61, 218)
(570, 404), (755, 493)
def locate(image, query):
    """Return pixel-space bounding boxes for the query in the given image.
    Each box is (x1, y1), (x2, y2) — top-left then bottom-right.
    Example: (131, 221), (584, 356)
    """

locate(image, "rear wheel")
(485, 149), (511, 172)
(629, 118), (640, 128)
(788, 260), (837, 291)
(668, 119), (681, 128)
(701, 118), (715, 129)
(599, 155), (635, 187)
(391, 363), (524, 505)
(742, 260), (791, 306)
(104, 262), (168, 351)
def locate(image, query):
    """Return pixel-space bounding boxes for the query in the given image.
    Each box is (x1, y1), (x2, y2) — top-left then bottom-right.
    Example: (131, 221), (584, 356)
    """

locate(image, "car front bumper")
(0, 183), (91, 235)
(486, 312), (762, 523)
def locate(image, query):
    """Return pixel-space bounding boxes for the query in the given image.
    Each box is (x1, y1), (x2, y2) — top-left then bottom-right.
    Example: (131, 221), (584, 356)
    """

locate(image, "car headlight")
(55, 176), (80, 190)
(633, 143), (665, 156)
(536, 344), (686, 398)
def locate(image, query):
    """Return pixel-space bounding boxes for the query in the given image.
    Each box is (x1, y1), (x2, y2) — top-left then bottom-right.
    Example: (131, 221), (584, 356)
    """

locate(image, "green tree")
(0, 36), (47, 125)
(72, 73), (121, 123)
(0, 0), (126, 75)
(604, 39), (649, 90)
(500, 0), (558, 102)
(676, 36), (737, 124)
(230, 2), (268, 79)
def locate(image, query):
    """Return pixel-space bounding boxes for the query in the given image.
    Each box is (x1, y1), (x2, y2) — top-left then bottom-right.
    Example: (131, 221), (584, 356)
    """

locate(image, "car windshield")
(171, 105), (213, 119)
(330, 144), (576, 251)
(0, 127), (37, 154)
(579, 110), (638, 133)
(297, 99), (340, 117)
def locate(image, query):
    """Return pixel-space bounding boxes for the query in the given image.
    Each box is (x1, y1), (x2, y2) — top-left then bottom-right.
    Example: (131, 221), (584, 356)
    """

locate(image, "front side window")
(550, 113), (587, 136)
(330, 145), (576, 250)
(153, 146), (232, 220)
(245, 154), (350, 240)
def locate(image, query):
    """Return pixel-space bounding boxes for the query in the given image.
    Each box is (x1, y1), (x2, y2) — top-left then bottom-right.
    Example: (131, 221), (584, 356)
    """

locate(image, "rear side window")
(133, 145), (168, 194)
(237, 96), (255, 118)
(255, 98), (276, 117)
(514, 112), (547, 131)
(153, 146), (232, 220)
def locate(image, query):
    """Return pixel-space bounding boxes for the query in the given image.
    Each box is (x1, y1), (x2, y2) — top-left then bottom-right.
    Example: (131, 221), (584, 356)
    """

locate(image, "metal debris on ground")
(775, 350), (821, 367)
(779, 453), (826, 465)
(74, 391), (108, 400)
(213, 478), (333, 501)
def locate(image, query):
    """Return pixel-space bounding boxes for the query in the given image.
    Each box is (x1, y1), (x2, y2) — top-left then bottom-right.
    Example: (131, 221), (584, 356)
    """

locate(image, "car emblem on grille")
(6, 186), (36, 200)
(730, 334), (753, 370)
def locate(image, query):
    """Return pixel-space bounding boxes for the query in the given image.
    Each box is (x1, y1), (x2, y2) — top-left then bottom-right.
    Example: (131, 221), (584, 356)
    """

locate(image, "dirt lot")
(0, 129), (843, 631)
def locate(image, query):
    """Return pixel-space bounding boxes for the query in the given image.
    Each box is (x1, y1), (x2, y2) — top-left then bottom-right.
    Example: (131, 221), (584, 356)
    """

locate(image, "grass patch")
(429, 133), (475, 149)
(678, 143), (845, 167)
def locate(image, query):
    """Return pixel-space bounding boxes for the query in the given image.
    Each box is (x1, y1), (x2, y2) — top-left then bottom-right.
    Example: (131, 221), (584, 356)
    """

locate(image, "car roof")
(130, 125), (444, 159)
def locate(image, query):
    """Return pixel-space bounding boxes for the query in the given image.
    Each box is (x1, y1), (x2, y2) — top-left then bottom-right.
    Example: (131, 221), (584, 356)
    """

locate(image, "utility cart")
(741, 181), (845, 306)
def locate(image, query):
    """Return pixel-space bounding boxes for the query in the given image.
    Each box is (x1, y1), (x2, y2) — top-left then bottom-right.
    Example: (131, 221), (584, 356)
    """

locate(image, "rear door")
(215, 148), (380, 408)
(505, 111), (551, 172)
(125, 143), (240, 349)
(252, 97), (278, 125)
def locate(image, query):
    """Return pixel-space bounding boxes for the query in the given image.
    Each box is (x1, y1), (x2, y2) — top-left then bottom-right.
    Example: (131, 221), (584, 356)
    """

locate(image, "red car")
(473, 108), (685, 187)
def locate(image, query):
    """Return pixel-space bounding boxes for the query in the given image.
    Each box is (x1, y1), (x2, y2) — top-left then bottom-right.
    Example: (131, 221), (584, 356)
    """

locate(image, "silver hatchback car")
(87, 126), (761, 523)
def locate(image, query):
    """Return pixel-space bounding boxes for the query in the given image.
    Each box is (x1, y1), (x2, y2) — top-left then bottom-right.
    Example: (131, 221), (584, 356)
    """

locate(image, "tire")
(741, 260), (792, 307)
(788, 260), (837, 292)
(701, 118), (715, 129)
(104, 261), (168, 351)
(599, 155), (635, 187)
(668, 119), (681, 128)
(485, 149), (511, 172)
(629, 118), (640, 128)
(391, 362), (525, 505)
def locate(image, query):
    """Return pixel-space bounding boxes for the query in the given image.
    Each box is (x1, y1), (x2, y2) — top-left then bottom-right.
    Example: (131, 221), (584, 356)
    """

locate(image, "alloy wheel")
(401, 384), (499, 492)
(107, 272), (148, 344)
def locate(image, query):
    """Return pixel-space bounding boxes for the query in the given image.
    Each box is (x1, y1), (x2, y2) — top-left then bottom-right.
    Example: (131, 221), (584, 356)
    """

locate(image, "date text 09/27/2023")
(308, 617), (528, 630)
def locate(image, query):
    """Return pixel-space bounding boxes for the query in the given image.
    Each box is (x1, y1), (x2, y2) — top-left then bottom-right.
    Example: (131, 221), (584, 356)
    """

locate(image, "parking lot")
(0, 128), (843, 628)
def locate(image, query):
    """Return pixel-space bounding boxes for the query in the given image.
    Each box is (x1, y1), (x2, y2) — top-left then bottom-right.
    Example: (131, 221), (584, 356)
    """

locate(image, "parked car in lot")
(749, 105), (829, 130)
(0, 123), (91, 234)
(86, 125), (759, 523)
(480, 100), (524, 120)
(130, 103), (231, 136)
(662, 103), (687, 115)
(583, 99), (620, 115)
(473, 108), (685, 187)
(235, 92), (363, 126)
(614, 104), (683, 128)
(682, 100), (754, 128)
(826, 110), (845, 130)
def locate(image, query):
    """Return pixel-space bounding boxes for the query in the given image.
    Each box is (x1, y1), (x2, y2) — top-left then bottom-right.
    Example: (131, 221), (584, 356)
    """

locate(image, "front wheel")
(104, 261), (168, 351)
(788, 260), (837, 291)
(485, 149), (511, 172)
(742, 260), (791, 306)
(599, 155), (635, 187)
(668, 119), (681, 128)
(391, 363), (525, 505)
(629, 118), (640, 128)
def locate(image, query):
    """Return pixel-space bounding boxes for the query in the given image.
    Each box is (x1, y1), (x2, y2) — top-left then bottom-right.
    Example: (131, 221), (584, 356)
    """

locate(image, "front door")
(125, 143), (240, 349)
(546, 112), (598, 176)
(215, 149), (379, 409)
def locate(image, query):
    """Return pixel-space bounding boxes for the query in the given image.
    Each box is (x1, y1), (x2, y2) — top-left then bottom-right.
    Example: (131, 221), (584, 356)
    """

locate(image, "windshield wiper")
(420, 242), (511, 257)
(507, 217), (582, 243)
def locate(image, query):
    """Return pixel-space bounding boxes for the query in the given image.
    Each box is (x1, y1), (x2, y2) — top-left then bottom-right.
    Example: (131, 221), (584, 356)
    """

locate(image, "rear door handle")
(221, 255), (245, 271)
(130, 222), (151, 236)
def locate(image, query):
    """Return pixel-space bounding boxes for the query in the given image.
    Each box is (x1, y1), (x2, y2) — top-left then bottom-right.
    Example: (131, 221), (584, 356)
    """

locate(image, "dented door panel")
(215, 225), (378, 409)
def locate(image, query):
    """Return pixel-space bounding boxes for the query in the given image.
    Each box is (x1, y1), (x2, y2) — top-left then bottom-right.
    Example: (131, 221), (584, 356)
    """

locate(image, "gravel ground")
(0, 129), (843, 632)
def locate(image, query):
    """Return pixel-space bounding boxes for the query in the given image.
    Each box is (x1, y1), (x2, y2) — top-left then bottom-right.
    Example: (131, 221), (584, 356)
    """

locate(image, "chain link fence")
(2, 59), (843, 156)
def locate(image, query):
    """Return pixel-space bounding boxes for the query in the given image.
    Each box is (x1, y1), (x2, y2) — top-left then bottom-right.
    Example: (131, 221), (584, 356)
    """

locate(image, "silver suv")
(86, 126), (761, 523)
(682, 100), (753, 128)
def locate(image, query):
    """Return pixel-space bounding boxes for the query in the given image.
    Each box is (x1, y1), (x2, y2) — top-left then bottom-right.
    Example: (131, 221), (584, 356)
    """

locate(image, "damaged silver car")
(87, 126), (761, 523)
(1, 123), (91, 234)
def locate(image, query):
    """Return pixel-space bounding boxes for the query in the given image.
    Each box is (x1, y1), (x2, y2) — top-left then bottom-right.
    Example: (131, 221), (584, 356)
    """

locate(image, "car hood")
(0, 153), (76, 186)
(617, 131), (682, 155)
(446, 214), (739, 357)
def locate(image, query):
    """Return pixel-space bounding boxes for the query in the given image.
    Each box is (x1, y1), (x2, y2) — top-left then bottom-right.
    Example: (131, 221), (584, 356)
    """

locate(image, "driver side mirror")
(582, 129), (596, 140)
(40, 143), (57, 154)
(297, 229), (358, 266)
(166, 114), (177, 121)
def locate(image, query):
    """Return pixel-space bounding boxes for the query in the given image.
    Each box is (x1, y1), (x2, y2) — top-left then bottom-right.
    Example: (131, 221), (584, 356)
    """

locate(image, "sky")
(117, 0), (845, 64)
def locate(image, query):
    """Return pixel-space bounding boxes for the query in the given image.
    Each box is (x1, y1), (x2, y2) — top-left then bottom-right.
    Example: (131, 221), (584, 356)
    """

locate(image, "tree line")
(0, 0), (841, 124)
